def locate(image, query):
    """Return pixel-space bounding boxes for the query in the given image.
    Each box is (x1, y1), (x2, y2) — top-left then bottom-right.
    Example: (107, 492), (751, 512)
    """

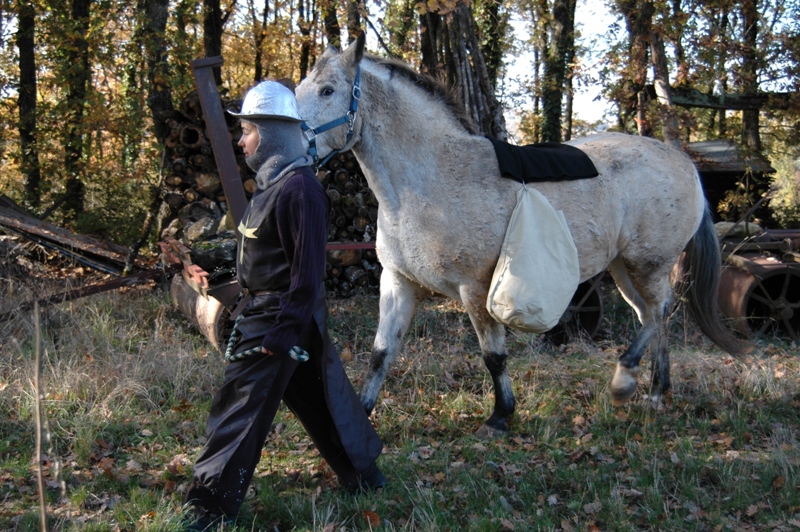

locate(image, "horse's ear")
(342, 31), (365, 69)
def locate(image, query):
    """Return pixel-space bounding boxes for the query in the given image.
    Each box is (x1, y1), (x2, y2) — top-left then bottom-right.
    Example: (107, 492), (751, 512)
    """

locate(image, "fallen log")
(0, 264), (181, 321)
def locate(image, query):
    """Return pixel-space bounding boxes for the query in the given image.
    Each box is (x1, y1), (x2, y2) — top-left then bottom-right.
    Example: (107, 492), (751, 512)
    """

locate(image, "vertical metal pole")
(191, 56), (248, 227)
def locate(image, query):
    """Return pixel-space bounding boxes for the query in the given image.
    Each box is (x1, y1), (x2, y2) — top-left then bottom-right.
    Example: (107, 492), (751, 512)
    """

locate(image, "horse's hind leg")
(649, 323), (670, 405)
(608, 259), (672, 406)
(361, 268), (427, 415)
(460, 289), (514, 433)
(610, 321), (656, 405)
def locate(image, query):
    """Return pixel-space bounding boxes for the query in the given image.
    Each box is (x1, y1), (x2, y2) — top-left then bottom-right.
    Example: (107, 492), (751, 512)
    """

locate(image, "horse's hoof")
(648, 393), (667, 411)
(361, 397), (376, 416)
(610, 365), (639, 406)
(475, 424), (507, 440)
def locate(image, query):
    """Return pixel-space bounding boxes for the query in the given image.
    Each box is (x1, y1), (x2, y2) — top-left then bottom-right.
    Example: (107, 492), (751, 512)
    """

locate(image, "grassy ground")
(1, 269), (799, 531)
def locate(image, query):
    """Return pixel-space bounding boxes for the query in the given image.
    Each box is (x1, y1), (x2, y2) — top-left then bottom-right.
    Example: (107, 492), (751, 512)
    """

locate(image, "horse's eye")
(321, 87), (334, 96)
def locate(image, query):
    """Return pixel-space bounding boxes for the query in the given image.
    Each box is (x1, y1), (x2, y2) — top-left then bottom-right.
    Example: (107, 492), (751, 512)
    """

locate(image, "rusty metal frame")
(191, 56), (249, 228)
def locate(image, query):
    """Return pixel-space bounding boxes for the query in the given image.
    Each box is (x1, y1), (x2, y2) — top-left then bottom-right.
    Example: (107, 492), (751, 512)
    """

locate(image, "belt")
(228, 288), (280, 321)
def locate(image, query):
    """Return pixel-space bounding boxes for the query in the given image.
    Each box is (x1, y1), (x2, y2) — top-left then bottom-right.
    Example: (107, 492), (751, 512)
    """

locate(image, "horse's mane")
(366, 54), (478, 134)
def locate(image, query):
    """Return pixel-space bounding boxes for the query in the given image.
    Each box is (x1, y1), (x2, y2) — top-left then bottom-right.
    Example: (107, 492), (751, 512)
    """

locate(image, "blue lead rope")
(301, 66), (361, 167)
(224, 315), (310, 363)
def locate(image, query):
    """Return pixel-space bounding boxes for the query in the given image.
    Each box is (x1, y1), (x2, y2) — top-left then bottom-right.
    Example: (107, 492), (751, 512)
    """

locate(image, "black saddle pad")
(486, 137), (599, 183)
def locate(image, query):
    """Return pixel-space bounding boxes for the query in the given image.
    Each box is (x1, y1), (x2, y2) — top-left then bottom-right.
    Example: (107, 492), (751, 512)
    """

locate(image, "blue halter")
(301, 66), (361, 167)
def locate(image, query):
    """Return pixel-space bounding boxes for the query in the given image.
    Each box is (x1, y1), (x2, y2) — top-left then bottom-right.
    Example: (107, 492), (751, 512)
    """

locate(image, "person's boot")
(341, 462), (386, 494)
(182, 505), (234, 531)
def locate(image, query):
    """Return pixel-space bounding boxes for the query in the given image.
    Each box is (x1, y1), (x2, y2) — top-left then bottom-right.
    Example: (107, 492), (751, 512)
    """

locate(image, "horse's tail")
(678, 204), (748, 356)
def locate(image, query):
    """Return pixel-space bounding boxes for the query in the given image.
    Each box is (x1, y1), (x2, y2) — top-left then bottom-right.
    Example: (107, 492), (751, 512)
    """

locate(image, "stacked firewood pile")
(160, 91), (252, 218)
(317, 152), (381, 297)
(159, 91), (381, 298)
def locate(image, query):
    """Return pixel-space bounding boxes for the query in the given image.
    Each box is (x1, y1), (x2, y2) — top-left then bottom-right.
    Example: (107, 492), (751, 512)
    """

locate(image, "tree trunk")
(473, 0), (504, 87)
(298, 0), (315, 79)
(541, 0), (576, 143)
(17, 0), (41, 208)
(129, 0), (176, 268)
(715, 6), (730, 136)
(670, 0), (689, 85)
(650, 30), (680, 148)
(62, 0), (92, 219)
(452, 4), (507, 139)
(203, 0), (223, 85)
(618, 0), (654, 136)
(637, 91), (648, 136)
(421, 3), (506, 139)
(346, 0), (362, 44)
(140, 0), (175, 144)
(248, 0), (269, 82)
(563, 0), (576, 140)
(390, 0), (417, 53)
(564, 84), (573, 141)
(419, 11), (444, 76)
(530, 2), (543, 144)
(321, 0), (341, 49)
(740, 0), (761, 152)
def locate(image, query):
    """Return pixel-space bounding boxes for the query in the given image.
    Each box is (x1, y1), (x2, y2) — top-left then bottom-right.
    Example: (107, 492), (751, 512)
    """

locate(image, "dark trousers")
(185, 316), (382, 518)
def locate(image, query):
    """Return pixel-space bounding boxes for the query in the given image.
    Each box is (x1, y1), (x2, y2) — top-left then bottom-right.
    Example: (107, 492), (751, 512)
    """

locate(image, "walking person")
(183, 80), (385, 531)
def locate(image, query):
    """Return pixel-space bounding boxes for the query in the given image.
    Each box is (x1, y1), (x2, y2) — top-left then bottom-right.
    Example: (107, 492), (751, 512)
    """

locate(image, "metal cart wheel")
(744, 268), (800, 340)
(718, 256), (800, 342)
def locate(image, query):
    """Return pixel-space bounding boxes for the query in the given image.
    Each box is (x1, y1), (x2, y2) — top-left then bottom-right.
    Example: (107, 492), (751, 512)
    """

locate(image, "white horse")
(296, 34), (743, 433)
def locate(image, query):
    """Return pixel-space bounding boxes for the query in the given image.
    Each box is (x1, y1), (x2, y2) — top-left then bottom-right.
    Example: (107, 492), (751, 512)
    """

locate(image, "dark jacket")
(235, 166), (329, 356)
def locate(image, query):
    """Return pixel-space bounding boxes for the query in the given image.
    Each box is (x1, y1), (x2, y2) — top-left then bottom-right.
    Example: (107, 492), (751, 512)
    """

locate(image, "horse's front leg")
(461, 293), (515, 433)
(361, 267), (427, 415)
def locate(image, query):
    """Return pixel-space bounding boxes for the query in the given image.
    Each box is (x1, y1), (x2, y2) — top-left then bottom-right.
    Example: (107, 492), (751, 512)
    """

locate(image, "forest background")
(0, 0), (799, 250)
(1, 2), (800, 530)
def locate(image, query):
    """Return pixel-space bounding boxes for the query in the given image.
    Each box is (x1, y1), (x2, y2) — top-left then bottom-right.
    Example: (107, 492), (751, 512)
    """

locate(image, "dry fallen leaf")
(98, 457), (115, 477)
(583, 501), (602, 515)
(362, 510), (380, 526)
(499, 517), (515, 530)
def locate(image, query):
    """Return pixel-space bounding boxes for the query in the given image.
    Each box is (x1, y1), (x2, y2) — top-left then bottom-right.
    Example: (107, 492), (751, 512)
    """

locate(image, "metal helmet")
(229, 81), (302, 122)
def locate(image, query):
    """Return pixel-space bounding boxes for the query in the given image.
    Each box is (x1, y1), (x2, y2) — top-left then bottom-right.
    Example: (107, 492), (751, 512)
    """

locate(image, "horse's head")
(296, 33), (366, 164)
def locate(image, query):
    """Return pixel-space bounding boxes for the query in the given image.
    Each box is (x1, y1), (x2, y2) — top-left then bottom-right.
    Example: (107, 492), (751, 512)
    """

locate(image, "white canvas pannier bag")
(487, 185), (580, 333)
